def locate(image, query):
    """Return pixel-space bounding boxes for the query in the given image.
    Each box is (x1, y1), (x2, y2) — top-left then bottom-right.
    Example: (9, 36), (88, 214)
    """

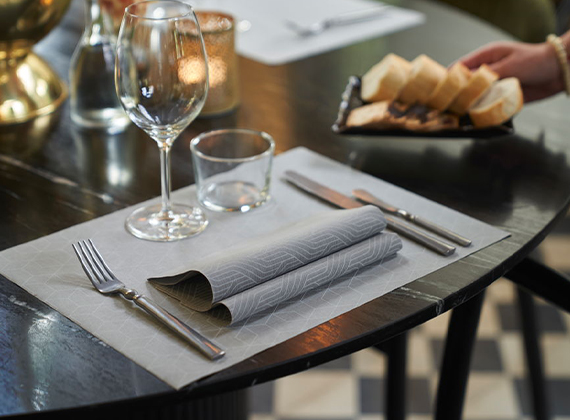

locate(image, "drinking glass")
(191, 129), (274, 212)
(116, 0), (209, 241)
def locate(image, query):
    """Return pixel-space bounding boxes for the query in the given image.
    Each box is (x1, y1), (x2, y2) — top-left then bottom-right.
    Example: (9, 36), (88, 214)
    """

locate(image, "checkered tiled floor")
(248, 215), (570, 420)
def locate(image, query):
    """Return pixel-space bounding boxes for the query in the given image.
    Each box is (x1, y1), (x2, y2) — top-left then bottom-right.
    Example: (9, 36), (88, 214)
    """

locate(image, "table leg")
(374, 331), (408, 420)
(516, 285), (551, 420)
(385, 331), (408, 420)
(434, 291), (485, 420)
(505, 256), (564, 420)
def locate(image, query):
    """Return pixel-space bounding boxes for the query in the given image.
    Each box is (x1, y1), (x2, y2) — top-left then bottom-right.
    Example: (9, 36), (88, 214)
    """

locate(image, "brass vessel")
(0, 0), (71, 125)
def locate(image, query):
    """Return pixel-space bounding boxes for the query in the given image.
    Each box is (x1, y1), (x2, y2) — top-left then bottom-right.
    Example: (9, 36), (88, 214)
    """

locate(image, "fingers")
(485, 60), (515, 79)
(458, 42), (514, 70)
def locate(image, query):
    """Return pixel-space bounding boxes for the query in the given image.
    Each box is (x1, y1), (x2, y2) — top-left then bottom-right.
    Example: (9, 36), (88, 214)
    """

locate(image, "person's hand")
(458, 41), (564, 102)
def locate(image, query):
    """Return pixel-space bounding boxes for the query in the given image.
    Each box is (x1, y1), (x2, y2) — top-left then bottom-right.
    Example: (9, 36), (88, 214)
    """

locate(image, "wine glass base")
(125, 203), (208, 242)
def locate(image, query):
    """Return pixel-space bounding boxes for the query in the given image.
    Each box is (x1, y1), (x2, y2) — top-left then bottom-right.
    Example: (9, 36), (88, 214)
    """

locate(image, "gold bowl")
(0, 0), (71, 125)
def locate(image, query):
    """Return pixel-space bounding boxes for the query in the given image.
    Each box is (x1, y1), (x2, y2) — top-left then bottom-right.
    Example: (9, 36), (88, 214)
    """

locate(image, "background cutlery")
(283, 171), (455, 256)
(284, 6), (391, 37)
(352, 189), (472, 246)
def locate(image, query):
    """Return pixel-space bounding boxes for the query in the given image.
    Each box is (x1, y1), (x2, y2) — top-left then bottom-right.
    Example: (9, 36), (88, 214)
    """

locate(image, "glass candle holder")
(196, 11), (240, 117)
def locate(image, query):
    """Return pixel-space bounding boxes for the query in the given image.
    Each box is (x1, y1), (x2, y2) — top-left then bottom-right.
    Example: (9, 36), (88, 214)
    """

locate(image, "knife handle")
(353, 188), (471, 247)
(410, 215), (472, 247)
(386, 216), (456, 256)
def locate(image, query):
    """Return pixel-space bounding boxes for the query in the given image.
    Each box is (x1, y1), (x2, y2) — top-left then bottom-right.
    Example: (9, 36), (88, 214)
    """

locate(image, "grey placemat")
(0, 147), (509, 389)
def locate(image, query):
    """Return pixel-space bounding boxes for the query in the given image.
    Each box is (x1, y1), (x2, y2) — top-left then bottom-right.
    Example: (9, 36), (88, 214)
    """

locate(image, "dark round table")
(2, 1), (570, 418)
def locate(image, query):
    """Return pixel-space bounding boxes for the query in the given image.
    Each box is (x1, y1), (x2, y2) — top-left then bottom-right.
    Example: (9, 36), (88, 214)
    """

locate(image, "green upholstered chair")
(433, 0), (557, 42)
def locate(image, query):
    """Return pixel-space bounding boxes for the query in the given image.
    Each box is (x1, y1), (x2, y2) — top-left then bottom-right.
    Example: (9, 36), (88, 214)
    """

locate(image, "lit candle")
(196, 11), (240, 116)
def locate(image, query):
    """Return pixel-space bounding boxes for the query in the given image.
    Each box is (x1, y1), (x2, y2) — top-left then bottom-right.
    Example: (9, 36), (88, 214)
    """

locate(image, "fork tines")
(73, 239), (113, 288)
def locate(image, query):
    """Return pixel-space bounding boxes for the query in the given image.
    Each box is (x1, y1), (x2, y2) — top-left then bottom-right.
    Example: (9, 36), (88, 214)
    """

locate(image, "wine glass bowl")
(116, 0), (209, 241)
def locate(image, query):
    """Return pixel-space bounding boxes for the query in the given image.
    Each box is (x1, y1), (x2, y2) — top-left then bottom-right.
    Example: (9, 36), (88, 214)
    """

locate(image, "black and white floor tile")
(248, 216), (570, 420)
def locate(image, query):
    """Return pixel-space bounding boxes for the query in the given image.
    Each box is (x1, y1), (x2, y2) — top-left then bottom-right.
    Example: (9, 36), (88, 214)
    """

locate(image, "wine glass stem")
(159, 145), (172, 216)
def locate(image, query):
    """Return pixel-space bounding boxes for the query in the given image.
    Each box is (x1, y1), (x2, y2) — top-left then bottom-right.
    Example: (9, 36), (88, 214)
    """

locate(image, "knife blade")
(283, 170), (456, 257)
(352, 189), (472, 247)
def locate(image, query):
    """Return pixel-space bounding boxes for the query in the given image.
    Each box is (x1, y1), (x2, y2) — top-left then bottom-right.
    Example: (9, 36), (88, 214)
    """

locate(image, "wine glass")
(115, 0), (209, 241)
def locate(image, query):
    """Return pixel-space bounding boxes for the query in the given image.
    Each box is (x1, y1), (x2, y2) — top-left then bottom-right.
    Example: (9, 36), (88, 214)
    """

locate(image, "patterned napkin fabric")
(150, 206), (402, 325)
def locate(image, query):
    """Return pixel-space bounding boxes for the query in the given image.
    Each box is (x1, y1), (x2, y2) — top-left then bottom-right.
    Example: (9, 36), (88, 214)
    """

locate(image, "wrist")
(561, 31), (570, 57)
(546, 34), (570, 96)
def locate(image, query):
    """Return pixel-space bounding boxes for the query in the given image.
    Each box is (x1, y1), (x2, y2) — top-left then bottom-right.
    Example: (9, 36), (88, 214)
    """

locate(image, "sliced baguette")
(346, 101), (459, 132)
(397, 54), (447, 105)
(448, 64), (498, 115)
(469, 77), (523, 128)
(346, 101), (399, 130)
(361, 54), (412, 103)
(426, 62), (471, 111)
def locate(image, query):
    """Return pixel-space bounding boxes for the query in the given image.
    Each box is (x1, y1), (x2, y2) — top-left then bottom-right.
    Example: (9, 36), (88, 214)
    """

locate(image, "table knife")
(283, 170), (456, 256)
(352, 189), (472, 247)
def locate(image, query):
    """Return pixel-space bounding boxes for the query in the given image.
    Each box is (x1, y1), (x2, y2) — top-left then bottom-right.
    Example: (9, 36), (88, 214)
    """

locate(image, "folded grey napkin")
(149, 205), (402, 325)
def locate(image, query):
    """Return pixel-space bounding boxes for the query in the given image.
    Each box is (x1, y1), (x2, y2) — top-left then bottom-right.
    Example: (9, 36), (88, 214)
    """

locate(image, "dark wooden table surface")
(2, 0), (570, 418)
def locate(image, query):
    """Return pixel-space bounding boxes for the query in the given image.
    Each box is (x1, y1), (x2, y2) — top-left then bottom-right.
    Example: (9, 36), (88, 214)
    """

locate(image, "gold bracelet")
(547, 34), (570, 96)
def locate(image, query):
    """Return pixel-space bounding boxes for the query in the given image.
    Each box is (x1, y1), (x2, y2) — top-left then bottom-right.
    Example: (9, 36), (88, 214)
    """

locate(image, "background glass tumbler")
(191, 129), (275, 212)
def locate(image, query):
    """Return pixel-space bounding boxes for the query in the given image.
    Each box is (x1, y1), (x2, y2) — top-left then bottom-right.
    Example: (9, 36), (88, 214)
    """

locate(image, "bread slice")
(397, 54), (447, 105)
(403, 112), (459, 132)
(346, 101), (399, 130)
(361, 54), (412, 103)
(426, 62), (471, 111)
(469, 77), (523, 128)
(346, 101), (459, 132)
(448, 64), (498, 115)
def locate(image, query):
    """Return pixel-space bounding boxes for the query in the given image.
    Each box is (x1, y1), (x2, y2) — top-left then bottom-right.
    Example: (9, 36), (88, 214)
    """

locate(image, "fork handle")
(126, 291), (225, 360)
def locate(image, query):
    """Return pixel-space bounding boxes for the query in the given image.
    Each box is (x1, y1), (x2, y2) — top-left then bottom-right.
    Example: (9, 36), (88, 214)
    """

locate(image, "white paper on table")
(193, 0), (426, 65)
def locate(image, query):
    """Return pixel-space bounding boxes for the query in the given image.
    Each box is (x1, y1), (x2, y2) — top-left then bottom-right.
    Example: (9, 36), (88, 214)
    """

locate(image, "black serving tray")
(332, 76), (514, 138)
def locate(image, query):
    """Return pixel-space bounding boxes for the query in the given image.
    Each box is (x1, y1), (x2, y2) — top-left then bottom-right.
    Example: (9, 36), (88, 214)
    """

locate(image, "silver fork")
(284, 6), (392, 37)
(72, 239), (225, 360)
